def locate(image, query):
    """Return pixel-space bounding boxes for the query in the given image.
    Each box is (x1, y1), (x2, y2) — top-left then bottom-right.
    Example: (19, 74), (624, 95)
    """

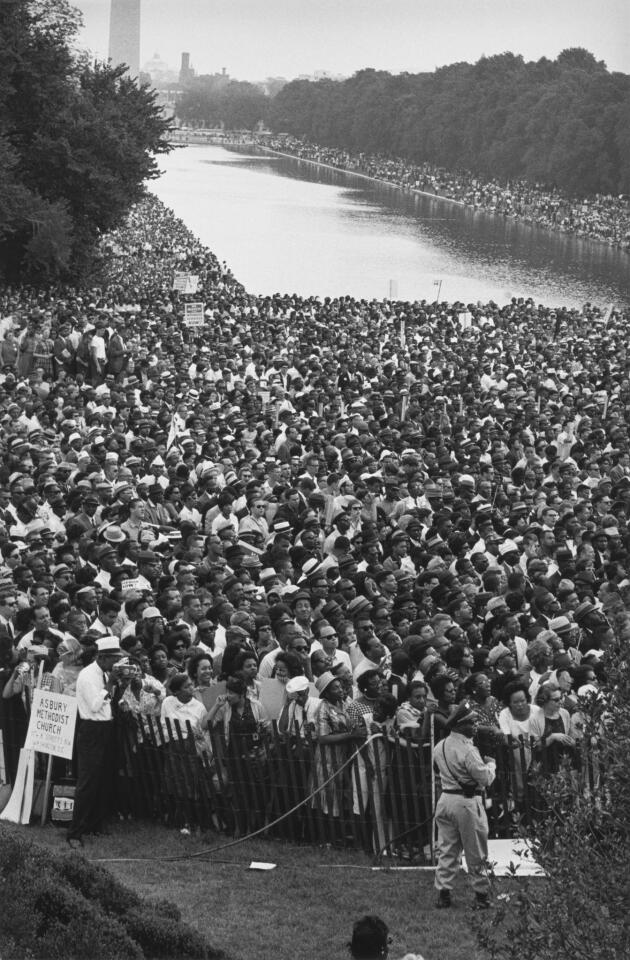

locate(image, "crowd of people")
(263, 134), (630, 248)
(0, 191), (624, 862)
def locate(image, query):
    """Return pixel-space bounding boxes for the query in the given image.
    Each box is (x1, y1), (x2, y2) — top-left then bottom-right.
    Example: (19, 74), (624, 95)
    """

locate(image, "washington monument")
(108, 0), (141, 77)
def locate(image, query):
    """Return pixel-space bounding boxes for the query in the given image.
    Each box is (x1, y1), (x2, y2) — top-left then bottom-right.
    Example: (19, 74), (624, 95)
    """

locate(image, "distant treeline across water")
(267, 50), (630, 199)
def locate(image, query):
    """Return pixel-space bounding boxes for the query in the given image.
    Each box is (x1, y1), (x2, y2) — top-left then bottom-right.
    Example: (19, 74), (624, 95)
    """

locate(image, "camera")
(111, 661), (140, 682)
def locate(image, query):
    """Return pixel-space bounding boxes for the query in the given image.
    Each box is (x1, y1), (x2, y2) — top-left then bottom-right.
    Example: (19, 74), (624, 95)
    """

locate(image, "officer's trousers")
(434, 792), (489, 894)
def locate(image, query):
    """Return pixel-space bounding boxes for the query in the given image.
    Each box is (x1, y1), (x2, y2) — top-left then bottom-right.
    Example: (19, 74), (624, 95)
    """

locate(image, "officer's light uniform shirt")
(435, 731), (496, 790)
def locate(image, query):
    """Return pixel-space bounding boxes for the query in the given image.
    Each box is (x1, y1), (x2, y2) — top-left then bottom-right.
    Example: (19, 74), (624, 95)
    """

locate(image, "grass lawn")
(18, 821), (487, 960)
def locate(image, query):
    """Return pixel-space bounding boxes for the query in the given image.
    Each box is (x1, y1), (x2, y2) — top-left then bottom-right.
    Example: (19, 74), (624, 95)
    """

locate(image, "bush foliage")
(0, 827), (224, 959)
(474, 597), (630, 960)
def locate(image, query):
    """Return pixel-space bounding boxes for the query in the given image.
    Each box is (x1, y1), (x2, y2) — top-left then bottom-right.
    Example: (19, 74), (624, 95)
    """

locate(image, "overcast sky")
(73, 0), (629, 82)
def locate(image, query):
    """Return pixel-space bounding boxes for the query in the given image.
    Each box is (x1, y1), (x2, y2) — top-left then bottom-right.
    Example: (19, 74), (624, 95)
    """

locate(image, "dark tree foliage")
(176, 78), (268, 130)
(268, 50), (630, 197)
(0, 0), (172, 281)
(473, 592), (630, 960)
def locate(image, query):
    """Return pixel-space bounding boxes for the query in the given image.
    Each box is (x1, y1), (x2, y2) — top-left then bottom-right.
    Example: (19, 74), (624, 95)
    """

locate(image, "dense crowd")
(0, 193), (625, 854)
(264, 134), (630, 247)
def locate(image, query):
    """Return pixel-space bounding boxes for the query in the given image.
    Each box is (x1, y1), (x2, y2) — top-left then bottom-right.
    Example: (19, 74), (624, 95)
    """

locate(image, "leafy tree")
(176, 78), (267, 130)
(474, 595), (630, 960)
(268, 51), (630, 197)
(0, 0), (172, 281)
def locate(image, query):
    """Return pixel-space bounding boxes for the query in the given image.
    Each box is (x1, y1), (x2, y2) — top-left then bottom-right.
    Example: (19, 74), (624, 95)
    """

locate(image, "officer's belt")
(441, 788), (484, 796)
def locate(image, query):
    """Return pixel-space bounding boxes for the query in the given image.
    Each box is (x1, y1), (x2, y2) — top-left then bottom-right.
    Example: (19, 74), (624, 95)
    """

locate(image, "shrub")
(473, 631), (630, 960)
(57, 854), (143, 916)
(0, 827), (225, 959)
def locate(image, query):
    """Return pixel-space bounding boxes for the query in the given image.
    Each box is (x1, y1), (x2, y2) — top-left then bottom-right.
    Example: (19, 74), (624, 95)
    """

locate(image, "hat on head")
(96, 636), (123, 656)
(445, 700), (476, 731)
(548, 616), (572, 635)
(458, 474), (476, 489)
(299, 557), (324, 582)
(272, 520), (292, 534)
(346, 596), (372, 618)
(321, 600), (342, 619)
(573, 600), (596, 622)
(259, 567), (279, 585)
(487, 643), (511, 667)
(315, 671), (338, 697)
(142, 606), (163, 620)
(103, 525), (126, 544)
(286, 676), (311, 695)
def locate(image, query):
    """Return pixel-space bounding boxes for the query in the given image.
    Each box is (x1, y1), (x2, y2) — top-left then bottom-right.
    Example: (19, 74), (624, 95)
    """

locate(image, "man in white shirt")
(67, 636), (124, 847)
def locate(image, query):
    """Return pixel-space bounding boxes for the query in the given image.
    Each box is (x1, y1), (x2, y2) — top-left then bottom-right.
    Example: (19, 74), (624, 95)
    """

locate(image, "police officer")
(433, 701), (496, 909)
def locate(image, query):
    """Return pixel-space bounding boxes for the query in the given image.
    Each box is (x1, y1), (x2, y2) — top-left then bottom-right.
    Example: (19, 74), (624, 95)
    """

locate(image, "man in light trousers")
(433, 701), (496, 909)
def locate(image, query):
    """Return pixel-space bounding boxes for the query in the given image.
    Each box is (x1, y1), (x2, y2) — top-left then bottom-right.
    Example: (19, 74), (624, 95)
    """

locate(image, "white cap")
(286, 676), (310, 695)
(96, 636), (123, 656)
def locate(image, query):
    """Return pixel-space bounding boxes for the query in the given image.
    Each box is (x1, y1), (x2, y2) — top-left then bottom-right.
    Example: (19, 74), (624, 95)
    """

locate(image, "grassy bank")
(17, 821), (483, 960)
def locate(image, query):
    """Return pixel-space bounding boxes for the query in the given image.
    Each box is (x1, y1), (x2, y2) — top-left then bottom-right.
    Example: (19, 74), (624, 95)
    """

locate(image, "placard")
(184, 302), (205, 328)
(24, 689), (77, 760)
(121, 577), (142, 593)
(173, 272), (200, 294)
(258, 678), (288, 720)
(200, 681), (226, 712)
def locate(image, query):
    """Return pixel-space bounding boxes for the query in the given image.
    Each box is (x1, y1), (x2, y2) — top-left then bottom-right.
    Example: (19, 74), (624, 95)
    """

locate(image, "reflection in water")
(152, 145), (629, 308)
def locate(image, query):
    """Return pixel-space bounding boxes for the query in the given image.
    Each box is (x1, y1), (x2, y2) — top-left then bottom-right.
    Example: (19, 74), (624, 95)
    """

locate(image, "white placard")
(173, 272), (200, 294)
(121, 577), (142, 593)
(24, 689), (77, 760)
(184, 302), (205, 328)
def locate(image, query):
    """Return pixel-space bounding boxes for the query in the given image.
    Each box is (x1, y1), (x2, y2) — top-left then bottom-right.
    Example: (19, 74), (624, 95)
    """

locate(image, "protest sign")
(121, 577), (142, 593)
(24, 689), (77, 760)
(259, 678), (287, 720)
(184, 302), (205, 328)
(173, 272), (200, 294)
(199, 682), (226, 712)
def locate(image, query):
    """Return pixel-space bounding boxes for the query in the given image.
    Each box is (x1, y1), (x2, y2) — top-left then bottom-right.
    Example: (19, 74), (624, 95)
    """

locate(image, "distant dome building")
(143, 53), (178, 86)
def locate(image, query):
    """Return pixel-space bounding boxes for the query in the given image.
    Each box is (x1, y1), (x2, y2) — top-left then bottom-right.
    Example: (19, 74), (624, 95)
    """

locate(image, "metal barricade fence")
(112, 718), (603, 858)
(2, 711), (601, 849)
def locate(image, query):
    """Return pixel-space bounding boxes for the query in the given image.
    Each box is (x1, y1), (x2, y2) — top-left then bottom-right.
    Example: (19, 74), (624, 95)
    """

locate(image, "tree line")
(0, 0), (171, 282)
(178, 49), (629, 199)
(176, 77), (268, 131)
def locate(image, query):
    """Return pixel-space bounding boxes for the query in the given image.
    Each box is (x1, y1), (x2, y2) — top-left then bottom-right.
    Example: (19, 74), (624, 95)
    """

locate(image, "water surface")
(151, 145), (630, 308)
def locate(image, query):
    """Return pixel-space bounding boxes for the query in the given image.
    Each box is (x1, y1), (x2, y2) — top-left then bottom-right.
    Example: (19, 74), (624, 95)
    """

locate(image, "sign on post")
(184, 302), (205, 328)
(24, 689), (77, 760)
